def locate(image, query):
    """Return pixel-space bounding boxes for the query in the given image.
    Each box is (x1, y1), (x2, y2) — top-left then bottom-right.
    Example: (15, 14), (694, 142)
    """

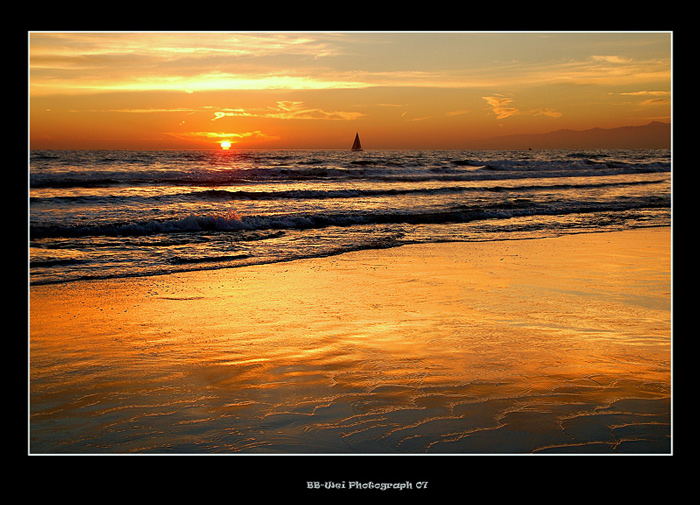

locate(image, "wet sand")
(29, 227), (672, 454)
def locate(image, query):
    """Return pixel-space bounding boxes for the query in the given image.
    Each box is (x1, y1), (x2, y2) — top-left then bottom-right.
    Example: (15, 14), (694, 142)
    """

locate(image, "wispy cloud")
(101, 108), (197, 114)
(212, 101), (366, 121)
(591, 55), (631, 64)
(29, 32), (367, 96)
(483, 95), (562, 120)
(532, 107), (563, 118)
(169, 130), (279, 144)
(542, 56), (670, 86)
(640, 98), (670, 106)
(30, 32), (671, 98)
(29, 32), (343, 63)
(400, 109), (471, 122)
(616, 90), (671, 108)
(483, 95), (519, 120)
(619, 91), (670, 96)
(445, 110), (471, 117)
(31, 32), (672, 96)
(30, 72), (372, 95)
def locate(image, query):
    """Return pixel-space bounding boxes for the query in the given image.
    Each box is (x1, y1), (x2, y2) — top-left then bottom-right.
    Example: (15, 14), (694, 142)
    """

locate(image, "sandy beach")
(29, 227), (672, 454)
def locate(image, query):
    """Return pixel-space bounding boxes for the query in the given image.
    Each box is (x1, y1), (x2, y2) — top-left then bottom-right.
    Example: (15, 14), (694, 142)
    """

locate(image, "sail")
(351, 132), (362, 151)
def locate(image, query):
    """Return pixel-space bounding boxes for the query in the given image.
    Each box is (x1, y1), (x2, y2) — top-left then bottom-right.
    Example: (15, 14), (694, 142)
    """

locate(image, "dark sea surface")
(29, 148), (672, 455)
(29, 148), (671, 285)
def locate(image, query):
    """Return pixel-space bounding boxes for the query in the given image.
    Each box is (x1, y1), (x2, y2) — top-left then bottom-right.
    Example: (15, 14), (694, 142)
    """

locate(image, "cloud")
(591, 55), (630, 64)
(616, 90), (671, 108)
(211, 101), (366, 121)
(400, 109), (471, 122)
(169, 130), (279, 144)
(401, 114), (432, 122)
(30, 33), (671, 99)
(29, 33), (370, 96)
(103, 108), (197, 114)
(619, 90), (670, 96)
(41, 73), (371, 95)
(641, 98), (670, 106)
(483, 95), (519, 120)
(483, 95), (562, 120)
(533, 107), (563, 118)
(550, 56), (670, 87)
(30, 32), (342, 63)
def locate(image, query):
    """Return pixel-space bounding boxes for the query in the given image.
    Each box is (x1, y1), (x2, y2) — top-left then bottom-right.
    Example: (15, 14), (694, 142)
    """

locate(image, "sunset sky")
(29, 31), (672, 150)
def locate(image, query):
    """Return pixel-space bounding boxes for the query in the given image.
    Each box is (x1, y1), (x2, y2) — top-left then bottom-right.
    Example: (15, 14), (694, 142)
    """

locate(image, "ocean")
(29, 148), (672, 455)
(29, 148), (671, 286)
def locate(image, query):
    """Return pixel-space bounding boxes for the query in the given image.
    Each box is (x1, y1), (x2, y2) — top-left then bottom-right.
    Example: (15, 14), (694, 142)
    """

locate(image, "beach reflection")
(30, 229), (671, 453)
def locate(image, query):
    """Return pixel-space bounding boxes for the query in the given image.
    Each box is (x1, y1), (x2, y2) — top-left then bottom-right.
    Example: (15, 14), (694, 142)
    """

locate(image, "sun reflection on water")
(30, 229), (671, 453)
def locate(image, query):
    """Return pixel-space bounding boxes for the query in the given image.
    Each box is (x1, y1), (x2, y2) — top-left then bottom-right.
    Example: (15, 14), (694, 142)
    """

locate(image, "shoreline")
(29, 226), (672, 454)
(29, 225), (672, 288)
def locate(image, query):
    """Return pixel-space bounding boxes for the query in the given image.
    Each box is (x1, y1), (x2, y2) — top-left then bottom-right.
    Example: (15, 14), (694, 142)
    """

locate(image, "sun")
(220, 141), (232, 150)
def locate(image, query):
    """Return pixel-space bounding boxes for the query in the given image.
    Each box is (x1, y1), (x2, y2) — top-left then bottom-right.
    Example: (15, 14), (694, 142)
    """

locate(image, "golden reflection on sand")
(30, 228), (671, 453)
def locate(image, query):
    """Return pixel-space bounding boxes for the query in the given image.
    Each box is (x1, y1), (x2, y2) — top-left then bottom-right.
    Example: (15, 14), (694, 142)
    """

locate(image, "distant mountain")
(477, 121), (670, 149)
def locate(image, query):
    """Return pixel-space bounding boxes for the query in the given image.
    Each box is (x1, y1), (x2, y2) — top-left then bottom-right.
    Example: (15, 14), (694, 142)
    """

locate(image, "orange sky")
(29, 31), (672, 150)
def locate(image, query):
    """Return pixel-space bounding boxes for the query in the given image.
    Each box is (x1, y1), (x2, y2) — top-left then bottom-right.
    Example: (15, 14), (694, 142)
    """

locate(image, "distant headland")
(476, 121), (670, 150)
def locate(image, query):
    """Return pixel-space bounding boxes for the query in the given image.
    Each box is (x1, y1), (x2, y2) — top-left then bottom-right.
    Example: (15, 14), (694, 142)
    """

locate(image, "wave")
(31, 178), (668, 205)
(30, 258), (84, 268)
(167, 253), (253, 265)
(193, 178), (667, 202)
(30, 153), (671, 190)
(32, 167), (671, 190)
(29, 149), (672, 288)
(30, 195), (670, 240)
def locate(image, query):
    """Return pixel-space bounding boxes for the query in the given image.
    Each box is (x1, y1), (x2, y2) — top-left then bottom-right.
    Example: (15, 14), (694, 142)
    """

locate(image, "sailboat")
(351, 132), (363, 151)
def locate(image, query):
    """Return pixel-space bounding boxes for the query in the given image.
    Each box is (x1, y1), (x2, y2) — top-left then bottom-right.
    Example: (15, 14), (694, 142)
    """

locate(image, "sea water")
(29, 148), (672, 454)
(29, 149), (671, 286)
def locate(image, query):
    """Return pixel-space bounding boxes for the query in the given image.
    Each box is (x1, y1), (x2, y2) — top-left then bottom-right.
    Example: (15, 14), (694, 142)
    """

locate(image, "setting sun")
(220, 141), (231, 150)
